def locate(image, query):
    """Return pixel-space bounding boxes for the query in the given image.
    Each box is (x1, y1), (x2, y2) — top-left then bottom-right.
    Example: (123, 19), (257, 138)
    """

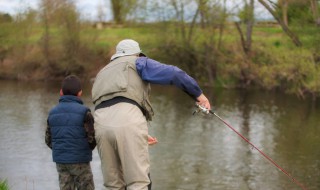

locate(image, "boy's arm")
(45, 119), (52, 149)
(84, 111), (96, 150)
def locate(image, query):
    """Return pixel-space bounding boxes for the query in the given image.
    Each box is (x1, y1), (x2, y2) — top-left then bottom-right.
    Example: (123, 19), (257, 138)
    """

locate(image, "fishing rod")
(193, 104), (307, 190)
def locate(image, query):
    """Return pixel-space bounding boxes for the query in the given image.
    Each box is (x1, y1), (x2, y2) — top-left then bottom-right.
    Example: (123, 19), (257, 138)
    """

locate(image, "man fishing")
(92, 39), (211, 190)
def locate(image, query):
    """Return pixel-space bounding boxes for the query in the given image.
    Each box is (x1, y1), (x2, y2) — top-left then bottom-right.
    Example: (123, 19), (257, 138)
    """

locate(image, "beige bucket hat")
(110, 39), (146, 61)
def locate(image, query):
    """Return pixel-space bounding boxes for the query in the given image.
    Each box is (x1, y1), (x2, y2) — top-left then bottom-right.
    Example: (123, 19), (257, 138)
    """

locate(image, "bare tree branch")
(258, 0), (302, 47)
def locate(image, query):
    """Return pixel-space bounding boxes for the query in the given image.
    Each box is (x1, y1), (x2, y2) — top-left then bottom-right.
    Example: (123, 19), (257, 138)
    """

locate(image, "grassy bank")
(0, 21), (319, 98)
(0, 23), (162, 81)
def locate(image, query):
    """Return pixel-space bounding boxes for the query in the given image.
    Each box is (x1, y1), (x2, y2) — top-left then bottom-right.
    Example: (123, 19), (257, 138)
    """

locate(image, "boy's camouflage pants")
(56, 163), (94, 190)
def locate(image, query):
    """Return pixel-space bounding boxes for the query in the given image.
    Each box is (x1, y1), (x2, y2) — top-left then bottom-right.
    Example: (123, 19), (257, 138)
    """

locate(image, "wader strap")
(95, 96), (146, 116)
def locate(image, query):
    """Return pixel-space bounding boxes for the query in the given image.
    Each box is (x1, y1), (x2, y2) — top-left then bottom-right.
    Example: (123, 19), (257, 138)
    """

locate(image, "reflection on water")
(0, 80), (319, 190)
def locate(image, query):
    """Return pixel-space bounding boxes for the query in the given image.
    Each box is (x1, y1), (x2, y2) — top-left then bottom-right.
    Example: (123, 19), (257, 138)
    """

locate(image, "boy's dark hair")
(61, 75), (82, 96)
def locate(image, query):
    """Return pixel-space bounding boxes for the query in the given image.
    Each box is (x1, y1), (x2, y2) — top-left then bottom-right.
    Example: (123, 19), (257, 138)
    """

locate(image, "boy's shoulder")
(48, 103), (60, 114)
(78, 103), (91, 112)
(48, 100), (90, 114)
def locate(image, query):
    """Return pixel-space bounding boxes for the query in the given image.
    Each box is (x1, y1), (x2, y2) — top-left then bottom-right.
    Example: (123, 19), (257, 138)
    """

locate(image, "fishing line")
(193, 104), (308, 190)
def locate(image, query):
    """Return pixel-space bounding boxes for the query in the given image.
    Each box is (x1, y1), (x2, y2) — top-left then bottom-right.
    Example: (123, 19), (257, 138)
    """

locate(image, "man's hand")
(196, 93), (211, 111)
(148, 135), (158, 145)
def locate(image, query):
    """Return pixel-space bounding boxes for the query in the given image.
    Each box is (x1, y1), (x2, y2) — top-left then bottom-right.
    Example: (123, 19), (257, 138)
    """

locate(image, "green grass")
(0, 180), (9, 190)
(254, 26), (283, 34)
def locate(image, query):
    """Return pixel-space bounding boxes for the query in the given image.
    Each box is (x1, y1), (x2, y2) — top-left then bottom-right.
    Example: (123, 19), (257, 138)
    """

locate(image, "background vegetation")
(0, 0), (319, 99)
(0, 180), (9, 190)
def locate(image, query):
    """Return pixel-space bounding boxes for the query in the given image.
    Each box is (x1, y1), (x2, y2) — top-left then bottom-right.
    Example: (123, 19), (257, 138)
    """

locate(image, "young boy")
(45, 75), (96, 190)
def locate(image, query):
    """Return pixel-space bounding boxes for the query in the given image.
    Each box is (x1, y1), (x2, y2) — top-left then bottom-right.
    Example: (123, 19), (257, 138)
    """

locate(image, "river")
(0, 80), (319, 190)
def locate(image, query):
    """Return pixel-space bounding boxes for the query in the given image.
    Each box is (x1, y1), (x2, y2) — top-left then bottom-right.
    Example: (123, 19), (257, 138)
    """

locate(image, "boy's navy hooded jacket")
(47, 95), (92, 163)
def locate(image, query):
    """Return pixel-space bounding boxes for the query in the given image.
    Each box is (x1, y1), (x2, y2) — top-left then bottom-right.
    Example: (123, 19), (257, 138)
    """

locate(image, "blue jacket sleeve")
(136, 57), (203, 99)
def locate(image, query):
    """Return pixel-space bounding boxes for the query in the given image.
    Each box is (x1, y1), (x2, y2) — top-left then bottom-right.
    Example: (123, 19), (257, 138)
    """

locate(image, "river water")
(0, 80), (319, 190)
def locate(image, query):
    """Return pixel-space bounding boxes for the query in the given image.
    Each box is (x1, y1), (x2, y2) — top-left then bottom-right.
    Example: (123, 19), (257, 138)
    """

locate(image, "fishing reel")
(193, 103), (213, 115)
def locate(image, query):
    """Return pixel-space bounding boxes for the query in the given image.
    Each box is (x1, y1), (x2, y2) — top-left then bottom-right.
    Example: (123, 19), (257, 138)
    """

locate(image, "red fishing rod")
(193, 104), (307, 190)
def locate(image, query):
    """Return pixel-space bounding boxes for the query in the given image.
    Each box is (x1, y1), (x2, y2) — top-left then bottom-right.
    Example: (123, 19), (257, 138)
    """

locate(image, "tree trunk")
(217, 0), (227, 49)
(40, 0), (52, 66)
(310, 0), (320, 26)
(245, 0), (254, 54)
(258, 0), (302, 47)
(198, 0), (207, 28)
(111, 0), (124, 24)
(235, 0), (254, 55)
(235, 22), (247, 53)
(282, 0), (288, 27)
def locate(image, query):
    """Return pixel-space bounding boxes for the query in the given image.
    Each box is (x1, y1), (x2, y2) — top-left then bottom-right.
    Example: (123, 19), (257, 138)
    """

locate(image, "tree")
(235, 0), (254, 55)
(110, 0), (138, 24)
(39, 0), (83, 76)
(0, 13), (13, 23)
(278, 0), (289, 27)
(14, 9), (37, 60)
(310, 0), (320, 26)
(278, 0), (317, 26)
(287, 0), (313, 25)
(97, 2), (107, 22)
(39, 0), (52, 67)
(258, 0), (302, 47)
(162, 0), (227, 85)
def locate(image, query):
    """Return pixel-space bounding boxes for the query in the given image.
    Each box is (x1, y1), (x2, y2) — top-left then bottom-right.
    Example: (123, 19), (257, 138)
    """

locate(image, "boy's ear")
(77, 90), (83, 97)
(60, 89), (64, 96)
